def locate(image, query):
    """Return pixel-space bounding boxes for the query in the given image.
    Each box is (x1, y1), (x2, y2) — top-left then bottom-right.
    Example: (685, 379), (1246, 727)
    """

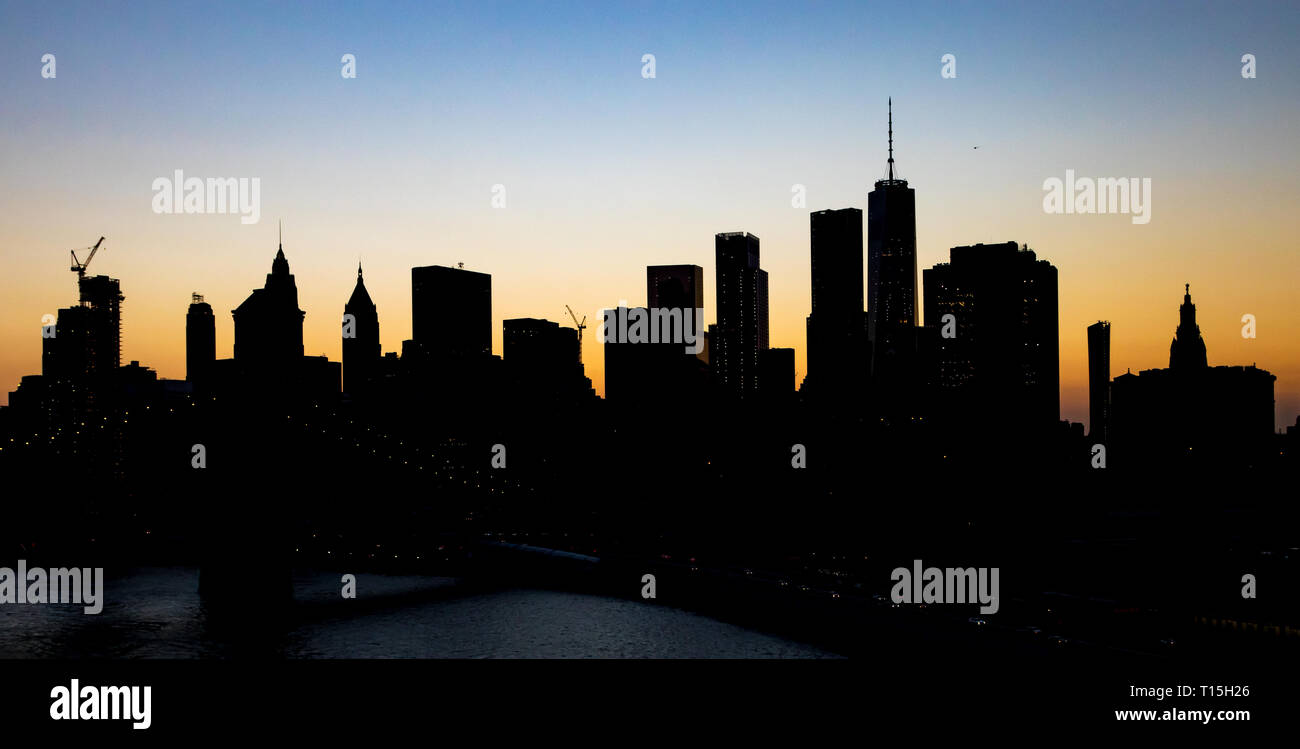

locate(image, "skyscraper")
(647, 264), (704, 312)
(186, 293), (215, 385)
(505, 318), (579, 372)
(1169, 284), (1208, 370)
(714, 232), (768, 396)
(805, 207), (867, 399)
(343, 264), (380, 396)
(44, 274), (124, 381)
(232, 242), (305, 368)
(76, 274), (124, 375)
(1087, 320), (1111, 442)
(923, 242), (1059, 431)
(411, 265), (492, 359)
(504, 317), (592, 401)
(867, 99), (917, 366)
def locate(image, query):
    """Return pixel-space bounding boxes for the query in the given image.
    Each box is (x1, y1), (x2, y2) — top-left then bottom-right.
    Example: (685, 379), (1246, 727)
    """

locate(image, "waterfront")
(0, 567), (838, 659)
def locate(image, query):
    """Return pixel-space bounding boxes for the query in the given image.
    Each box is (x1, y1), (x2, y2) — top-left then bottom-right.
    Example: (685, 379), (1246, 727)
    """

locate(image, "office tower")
(867, 99), (917, 363)
(603, 306), (652, 404)
(1169, 284), (1208, 370)
(648, 264), (706, 370)
(647, 264), (704, 312)
(42, 306), (92, 380)
(232, 242), (305, 367)
(923, 242), (1059, 431)
(505, 318), (578, 370)
(343, 264), (381, 396)
(411, 265), (492, 359)
(602, 305), (708, 405)
(1087, 321), (1111, 442)
(806, 208), (867, 398)
(186, 293), (215, 385)
(714, 232), (768, 395)
(504, 317), (593, 400)
(42, 274), (123, 380)
(76, 274), (124, 374)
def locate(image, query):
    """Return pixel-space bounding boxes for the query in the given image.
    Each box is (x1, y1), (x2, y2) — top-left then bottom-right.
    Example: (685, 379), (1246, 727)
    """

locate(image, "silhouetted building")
(219, 242), (340, 400)
(233, 243), (305, 368)
(1111, 286), (1274, 468)
(714, 232), (768, 396)
(603, 305), (708, 405)
(299, 355), (342, 401)
(504, 317), (593, 401)
(186, 293), (215, 386)
(1087, 321), (1111, 442)
(805, 208), (868, 400)
(867, 99), (917, 367)
(43, 274), (123, 381)
(343, 264), (381, 397)
(1169, 284), (1208, 370)
(647, 264), (704, 312)
(645, 264), (708, 394)
(411, 265), (491, 359)
(924, 242), (1060, 432)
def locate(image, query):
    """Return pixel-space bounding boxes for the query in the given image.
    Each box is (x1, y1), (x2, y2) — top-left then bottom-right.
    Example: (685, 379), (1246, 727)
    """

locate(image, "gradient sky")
(2, 0), (1298, 430)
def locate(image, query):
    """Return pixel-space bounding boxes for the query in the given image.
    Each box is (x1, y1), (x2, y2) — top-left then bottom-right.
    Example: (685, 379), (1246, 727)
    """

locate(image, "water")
(0, 567), (838, 659)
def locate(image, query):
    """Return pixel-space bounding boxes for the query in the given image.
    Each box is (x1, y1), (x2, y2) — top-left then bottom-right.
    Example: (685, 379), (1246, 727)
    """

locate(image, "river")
(0, 567), (838, 659)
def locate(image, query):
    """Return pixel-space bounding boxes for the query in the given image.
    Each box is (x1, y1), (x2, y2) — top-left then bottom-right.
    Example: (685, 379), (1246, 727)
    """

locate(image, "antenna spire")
(278, 220), (282, 250)
(887, 97), (895, 181)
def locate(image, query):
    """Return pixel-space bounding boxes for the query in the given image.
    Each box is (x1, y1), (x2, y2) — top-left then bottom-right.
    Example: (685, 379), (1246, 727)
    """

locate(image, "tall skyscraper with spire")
(867, 98), (918, 370)
(232, 236), (305, 368)
(1169, 284), (1208, 370)
(343, 263), (380, 396)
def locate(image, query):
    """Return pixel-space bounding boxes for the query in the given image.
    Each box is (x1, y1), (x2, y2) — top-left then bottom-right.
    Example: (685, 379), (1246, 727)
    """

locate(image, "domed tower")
(1169, 283), (1207, 371)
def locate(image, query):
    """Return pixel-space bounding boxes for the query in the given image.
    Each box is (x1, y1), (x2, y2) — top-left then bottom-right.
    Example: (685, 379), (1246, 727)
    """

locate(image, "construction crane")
(565, 304), (587, 363)
(70, 236), (106, 279)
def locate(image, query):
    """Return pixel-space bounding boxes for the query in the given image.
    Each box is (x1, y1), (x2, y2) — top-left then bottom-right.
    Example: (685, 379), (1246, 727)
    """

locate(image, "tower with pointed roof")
(1169, 284), (1208, 370)
(343, 262), (381, 396)
(232, 234), (305, 368)
(867, 98), (918, 369)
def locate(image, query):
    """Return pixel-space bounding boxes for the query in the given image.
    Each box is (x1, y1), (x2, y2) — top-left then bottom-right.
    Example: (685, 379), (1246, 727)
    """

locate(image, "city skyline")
(2, 1), (1299, 431)
(4, 191), (1297, 432)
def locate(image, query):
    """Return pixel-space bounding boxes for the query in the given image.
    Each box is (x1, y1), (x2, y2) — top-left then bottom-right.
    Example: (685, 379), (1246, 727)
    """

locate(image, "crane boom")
(565, 304), (588, 365)
(70, 236), (106, 278)
(565, 305), (587, 337)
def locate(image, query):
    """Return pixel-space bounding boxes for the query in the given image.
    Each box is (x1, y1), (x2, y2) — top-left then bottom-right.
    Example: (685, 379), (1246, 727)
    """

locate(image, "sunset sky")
(2, 0), (1298, 430)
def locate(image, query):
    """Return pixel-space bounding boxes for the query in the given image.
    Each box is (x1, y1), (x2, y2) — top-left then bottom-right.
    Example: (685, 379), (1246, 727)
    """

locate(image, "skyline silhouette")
(4, 136), (1296, 434)
(4, 2), (1300, 734)
(4, 3), (1299, 430)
